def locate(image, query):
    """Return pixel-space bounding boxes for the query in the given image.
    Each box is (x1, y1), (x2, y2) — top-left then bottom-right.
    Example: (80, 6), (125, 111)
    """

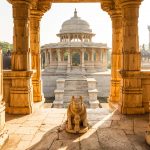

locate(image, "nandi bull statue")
(66, 96), (89, 133)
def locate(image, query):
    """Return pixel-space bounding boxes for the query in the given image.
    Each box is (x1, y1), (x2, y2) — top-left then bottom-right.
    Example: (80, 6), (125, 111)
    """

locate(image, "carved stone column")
(108, 10), (122, 107)
(57, 49), (61, 63)
(56, 49), (63, 72)
(45, 50), (48, 67)
(67, 49), (71, 73)
(49, 49), (52, 64)
(81, 49), (85, 72)
(119, 0), (144, 114)
(7, 0), (33, 114)
(30, 10), (43, 102)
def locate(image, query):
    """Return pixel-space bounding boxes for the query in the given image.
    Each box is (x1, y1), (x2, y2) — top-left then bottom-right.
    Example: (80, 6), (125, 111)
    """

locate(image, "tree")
(0, 41), (12, 54)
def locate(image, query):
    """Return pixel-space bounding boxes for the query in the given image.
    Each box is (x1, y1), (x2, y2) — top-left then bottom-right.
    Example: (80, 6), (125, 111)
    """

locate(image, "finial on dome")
(74, 8), (78, 17)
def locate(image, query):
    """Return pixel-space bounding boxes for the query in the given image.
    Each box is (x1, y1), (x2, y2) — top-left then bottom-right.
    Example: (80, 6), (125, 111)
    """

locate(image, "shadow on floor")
(26, 109), (150, 150)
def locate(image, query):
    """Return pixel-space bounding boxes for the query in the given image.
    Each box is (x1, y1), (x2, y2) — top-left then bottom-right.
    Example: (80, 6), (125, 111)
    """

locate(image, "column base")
(118, 104), (145, 114)
(4, 71), (34, 115)
(108, 79), (121, 104)
(32, 80), (44, 102)
(6, 106), (32, 115)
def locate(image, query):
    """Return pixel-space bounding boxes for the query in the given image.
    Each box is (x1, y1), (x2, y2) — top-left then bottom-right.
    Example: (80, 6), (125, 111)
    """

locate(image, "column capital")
(37, 0), (52, 14)
(110, 9), (122, 18)
(100, 0), (114, 13)
(8, 0), (32, 5)
(30, 9), (43, 20)
(120, 0), (142, 7)
(100, 0), (121, 16)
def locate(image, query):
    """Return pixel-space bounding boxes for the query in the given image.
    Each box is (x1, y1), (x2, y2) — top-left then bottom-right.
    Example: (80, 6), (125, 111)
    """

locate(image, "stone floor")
(2, 103), (150, 150)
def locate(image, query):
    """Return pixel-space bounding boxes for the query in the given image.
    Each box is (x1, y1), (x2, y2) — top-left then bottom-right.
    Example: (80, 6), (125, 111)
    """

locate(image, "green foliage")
(0, 41), (12, 54)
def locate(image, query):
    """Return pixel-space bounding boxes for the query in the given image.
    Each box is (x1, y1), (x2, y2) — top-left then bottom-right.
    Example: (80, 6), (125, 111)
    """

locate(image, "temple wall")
(42, 71), (111, 98)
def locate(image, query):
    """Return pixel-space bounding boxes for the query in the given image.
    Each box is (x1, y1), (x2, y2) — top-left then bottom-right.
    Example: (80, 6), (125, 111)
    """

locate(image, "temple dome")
(59, 9), (93, 34)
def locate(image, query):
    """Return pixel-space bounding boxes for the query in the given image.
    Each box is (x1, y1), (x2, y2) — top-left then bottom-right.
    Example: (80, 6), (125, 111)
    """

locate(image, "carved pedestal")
(4, 71), (33, 114)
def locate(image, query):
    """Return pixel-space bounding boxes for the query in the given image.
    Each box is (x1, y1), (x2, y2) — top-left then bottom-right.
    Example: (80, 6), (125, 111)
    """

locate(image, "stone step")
(63, 101), (90, 108)
(63, 96), (89, 102)
(64, 92), (89, 96)
(64, 89), (88, 92)
(64, 85), (88, 89)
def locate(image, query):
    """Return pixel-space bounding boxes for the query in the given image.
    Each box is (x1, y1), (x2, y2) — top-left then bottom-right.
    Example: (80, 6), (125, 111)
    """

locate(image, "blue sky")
(0, 0), (150, 47)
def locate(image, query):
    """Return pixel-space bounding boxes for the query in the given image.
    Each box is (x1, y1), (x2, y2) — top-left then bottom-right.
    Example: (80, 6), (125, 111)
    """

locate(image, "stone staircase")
(53, 74), (99, 108)
(63, 78), (89, 105)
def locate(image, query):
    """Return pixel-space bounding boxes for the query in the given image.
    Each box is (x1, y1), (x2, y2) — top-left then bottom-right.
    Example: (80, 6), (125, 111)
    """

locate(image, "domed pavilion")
(41, 9), (109, 73)
(41, 9), (110, 108)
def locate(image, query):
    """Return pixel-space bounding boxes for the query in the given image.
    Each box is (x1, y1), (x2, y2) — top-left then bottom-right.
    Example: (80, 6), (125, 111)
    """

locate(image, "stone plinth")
(56, 78), (65, 90)
(54, 90), (64, 108)
(87, 78), (99, 108)
(53, 79), (65, 107)
(88, 89), (99, 108)
(53, 74), (99, 108)
(4, 71), (33, 114)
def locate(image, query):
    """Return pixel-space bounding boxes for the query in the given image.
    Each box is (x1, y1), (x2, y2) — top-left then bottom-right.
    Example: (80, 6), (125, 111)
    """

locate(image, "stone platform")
(54, 75), (99, 108)
(1, 103), (150, 150)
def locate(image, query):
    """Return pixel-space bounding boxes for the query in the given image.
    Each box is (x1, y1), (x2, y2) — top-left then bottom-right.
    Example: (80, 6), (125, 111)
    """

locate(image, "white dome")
(59, 9), (92, 34)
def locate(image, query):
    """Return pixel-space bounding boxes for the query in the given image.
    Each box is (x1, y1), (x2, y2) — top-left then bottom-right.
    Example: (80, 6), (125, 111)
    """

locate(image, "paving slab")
(127, 134), (150, 150)
(97, 128), (136, 150)
(2, 107), (149, 150)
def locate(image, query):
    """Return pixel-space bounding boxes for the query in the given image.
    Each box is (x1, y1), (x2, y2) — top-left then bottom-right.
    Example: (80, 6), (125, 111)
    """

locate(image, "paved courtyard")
(2, 103), (150, 150)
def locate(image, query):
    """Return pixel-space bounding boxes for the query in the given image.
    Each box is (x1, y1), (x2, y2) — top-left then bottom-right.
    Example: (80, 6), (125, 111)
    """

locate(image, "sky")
(0, 0), (150, 47)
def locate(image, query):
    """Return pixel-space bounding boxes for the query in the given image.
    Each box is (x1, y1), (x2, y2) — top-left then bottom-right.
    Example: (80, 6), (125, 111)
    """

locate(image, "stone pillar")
(30, 10), (44, 102)
(0, 49), (8, 148)
(57, 49), (61, 62)
(96, 50), (100, 61)
(49, 49), (52, 63)
(119, 0), (144, 114)
(8, 0), (33, 114)
(88, 49), (95, 72)
(56, 49), (63, 72)
(81, 49), (85, 72)
(91, 49), (94, 62)
(108, 11), (122, 107)
(44, 50), (48, 67)
(67, 49), (71, 73)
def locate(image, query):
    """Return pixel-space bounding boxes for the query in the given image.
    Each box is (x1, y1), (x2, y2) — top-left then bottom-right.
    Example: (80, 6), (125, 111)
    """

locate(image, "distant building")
(41, 9), (109, 73)
(41, 9), (110, 107)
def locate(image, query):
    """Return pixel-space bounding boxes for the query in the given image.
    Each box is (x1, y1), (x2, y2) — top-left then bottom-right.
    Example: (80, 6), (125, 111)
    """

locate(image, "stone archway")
(3, 0), (148, 116)
(1, 0), (150, 148)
